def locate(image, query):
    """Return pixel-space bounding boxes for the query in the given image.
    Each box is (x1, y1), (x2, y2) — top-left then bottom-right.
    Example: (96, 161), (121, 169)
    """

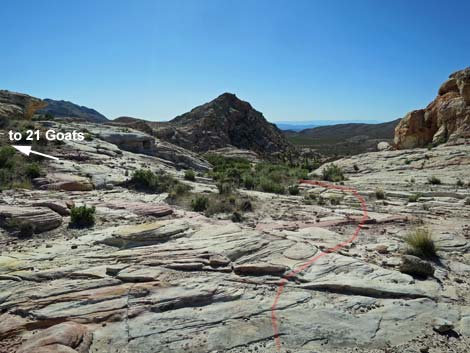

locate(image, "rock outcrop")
(154, 93), (292, 157)
(0, 205), (63, 234)
(97, 129), (157, 155)
(395, 68), (470, 148)
(0, 90), (47, 120)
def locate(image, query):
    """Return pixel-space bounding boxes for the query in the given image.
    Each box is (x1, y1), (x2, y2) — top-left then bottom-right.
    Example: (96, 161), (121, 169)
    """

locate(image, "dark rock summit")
(39, 98), (108, 123)
(154, 93), (292, 156)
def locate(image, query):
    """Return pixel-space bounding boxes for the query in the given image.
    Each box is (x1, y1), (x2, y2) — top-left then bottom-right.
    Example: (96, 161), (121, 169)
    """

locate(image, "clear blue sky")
(2, 0), (469, 122)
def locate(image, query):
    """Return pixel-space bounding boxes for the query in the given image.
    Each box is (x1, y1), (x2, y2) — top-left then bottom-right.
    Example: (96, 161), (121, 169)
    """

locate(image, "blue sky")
(2, 0), (469, 122)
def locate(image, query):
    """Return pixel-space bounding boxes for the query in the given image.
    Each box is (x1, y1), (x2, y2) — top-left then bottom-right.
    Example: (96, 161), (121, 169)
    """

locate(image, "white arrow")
(12, 145), (59, 160)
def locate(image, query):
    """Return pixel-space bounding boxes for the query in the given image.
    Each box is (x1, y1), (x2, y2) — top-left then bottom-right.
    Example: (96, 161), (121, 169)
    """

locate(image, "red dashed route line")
(271, 179), (369, 351)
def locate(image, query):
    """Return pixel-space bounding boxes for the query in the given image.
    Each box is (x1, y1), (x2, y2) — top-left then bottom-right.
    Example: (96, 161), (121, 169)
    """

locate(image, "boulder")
(399, 255), (435, 277)
(209, 254), (231, 267)
(104, 201), (173, 218)
(98, 130), (157, 155)
(0, 205), (62, 234)
(35, 173), (94, 192)
(98, 220), (190, 248)
(32, 201), (71, 216)
(233, 263), (288, 276)
(377, 141), (392, 151)
(16, 322), (92, 353)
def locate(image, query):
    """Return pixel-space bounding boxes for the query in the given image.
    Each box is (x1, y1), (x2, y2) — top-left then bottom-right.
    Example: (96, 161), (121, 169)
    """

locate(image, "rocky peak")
(156, 93), (292, 156)
(394, 67), (470, 149)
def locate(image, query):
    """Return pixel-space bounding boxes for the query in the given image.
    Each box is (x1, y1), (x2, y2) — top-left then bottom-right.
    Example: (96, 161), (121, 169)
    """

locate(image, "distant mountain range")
(284, 119), (400, 156)
(273, 120), (382, 132)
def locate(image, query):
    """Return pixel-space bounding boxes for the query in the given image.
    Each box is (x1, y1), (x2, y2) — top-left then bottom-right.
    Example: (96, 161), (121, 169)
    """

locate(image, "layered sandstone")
(395, 67), (470, 148)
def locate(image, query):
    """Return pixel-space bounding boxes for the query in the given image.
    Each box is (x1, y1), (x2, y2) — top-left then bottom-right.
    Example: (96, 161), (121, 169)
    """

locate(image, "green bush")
(240, 199), (253, 212)
(25, 163), (41, 178)
(242, 174), (255, 189)
(184, 169), (196, 181)
(375, 188), (385, 200)
(404, 228), (437, 259)
(128, 169), (178, 193)
(217, 182), (234, 195)
(4, 219), (35, 238)
(259, 178), (285, 194)
(427, 176), (441, 185)
(231, 211), (243, 223)
(456, 179), (464, 187)
(0, 146), (43, 190)
(408, 193), (421, 203)
(322, 164), (345, 182)
(70, 205), (96, 228)
(288, 184), (300, 195)
(464, 197), (470, 206)
(168, 183), (191, 199)
(330, 196), (341, 205)
(206, 154), (309, 194)
(317, 196), (326, 205)
(191, 196), (209, 212)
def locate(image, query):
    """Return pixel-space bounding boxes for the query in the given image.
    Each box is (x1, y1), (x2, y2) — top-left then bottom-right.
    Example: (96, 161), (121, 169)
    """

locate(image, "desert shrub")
(329, 196), (341, 205)
(242, 174), (255, 189)
(84, 133), (94, 141)
(404, 228), (437, 259)
(231, 211), (243, 223)
(128, 169), (178, 193)
(5, 219), (35, 238)
(70, 205), (96, 228)
(217, 182), (234, 195)
(353, 163), (359, 172)
(191, 196), (209, 212)
(240, 199), (253, 212)
(206, 199), (234, 215)
(404, 159), (411, 165)
(259, 178), (285, 194)
(0, 146), (43, 189)
(410, 177), (415, 184)
(427, 176), (441, 185)
(288, 184), (300, 195)
(317, 196), (326, 205)
(18, 221), (35, 237)
(375, 188), (385, 200)
(25, 163), (41, 178)
(321, 164), (345, 182)
(184, 169), (196, 181)
(206, 154), (309, 194)
(456, 179), (464, 187)
(168, 183), (191, 198)
(408, 193), (421, 203)
(465, 197), (470, 206)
